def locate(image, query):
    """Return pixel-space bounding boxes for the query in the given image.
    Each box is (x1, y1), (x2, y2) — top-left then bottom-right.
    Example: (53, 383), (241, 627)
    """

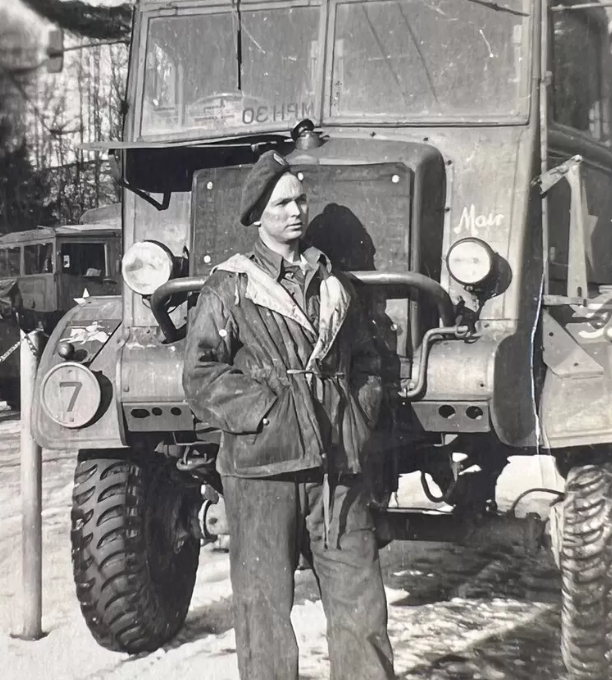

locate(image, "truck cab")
(31, 1), (612, 675)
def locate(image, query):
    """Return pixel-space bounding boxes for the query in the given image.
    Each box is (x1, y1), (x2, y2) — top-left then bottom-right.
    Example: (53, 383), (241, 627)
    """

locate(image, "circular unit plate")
(41, 362), (101, 428)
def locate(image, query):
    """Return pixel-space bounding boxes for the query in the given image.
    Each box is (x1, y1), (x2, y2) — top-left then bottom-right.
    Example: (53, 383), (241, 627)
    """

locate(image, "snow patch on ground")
(0, 417), (566, 679)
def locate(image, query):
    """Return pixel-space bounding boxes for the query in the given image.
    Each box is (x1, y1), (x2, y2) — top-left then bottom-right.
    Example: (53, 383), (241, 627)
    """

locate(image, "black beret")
(240, 150), (291, 226)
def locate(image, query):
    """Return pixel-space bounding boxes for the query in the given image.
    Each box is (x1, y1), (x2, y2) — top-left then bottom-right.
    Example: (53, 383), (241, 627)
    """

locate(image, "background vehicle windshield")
(24, 243), (54, 275)
(60, 242), (107, 278)
(330, 0), (530, 120)
(140, 5), (320, 139)
(0, 248), (21, 278)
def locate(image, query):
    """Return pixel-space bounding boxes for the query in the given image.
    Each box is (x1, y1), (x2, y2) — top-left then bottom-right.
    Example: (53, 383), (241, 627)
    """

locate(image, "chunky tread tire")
(561, 463), (612, 680)
(71, 452), (200, 653)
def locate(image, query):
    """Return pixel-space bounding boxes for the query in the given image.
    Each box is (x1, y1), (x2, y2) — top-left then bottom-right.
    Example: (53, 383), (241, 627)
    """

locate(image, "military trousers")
(222, 471), (395, 680)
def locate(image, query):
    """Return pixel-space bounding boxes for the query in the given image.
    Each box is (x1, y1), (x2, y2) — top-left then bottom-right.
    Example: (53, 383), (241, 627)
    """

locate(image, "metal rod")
(19, 330), (44, 640)
(151, 271), (456, 342)
(539, 0), (550, 296)
(150, 276), (207, 342)
(348, 271), (456, 327)
(403, 325), (469, 400)
(552, 2), (612, 9)
(58, 39), (129, 54)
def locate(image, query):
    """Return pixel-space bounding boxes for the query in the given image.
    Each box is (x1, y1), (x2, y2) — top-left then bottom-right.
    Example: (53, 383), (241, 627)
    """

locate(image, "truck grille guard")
(150, 271), (471, 399)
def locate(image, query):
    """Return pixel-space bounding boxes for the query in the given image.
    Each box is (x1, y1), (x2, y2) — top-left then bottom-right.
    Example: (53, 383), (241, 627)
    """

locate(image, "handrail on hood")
(151, 271), (456, 343)
(347, 271), (456, 326)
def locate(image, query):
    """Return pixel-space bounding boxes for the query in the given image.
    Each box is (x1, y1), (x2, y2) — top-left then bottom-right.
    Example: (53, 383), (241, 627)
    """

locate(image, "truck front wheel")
(71, 451), (201, 653)
(560, 462), (612, 680)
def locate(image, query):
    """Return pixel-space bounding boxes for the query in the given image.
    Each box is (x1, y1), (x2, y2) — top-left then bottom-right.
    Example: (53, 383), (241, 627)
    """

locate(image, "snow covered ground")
(0, 410), (567, 679)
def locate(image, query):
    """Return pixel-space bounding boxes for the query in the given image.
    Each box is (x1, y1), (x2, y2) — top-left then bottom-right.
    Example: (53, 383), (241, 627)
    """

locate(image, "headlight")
(121, 241), (174, 295)
(446, 238), (495, 287)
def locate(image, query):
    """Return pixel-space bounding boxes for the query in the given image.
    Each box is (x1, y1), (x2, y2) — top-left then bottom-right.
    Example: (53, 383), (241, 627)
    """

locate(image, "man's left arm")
(348, 299), (383, 429)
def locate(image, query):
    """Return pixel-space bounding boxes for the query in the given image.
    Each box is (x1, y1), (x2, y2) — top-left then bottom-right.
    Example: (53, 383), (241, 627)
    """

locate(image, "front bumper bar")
(151, 270), (457, 343)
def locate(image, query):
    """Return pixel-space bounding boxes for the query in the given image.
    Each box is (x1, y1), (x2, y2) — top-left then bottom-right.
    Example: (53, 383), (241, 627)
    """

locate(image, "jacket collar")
(214, 252), (351, 362)
(249, 237), (331, 282)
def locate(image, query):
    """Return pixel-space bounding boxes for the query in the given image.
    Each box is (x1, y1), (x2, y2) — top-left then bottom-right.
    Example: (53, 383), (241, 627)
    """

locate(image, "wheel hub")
(148, 472), (196, 572)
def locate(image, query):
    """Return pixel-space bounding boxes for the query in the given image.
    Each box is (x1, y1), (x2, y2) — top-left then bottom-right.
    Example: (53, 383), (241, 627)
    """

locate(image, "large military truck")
(0, 213), (121, 409)
(32, 0), (612, 676)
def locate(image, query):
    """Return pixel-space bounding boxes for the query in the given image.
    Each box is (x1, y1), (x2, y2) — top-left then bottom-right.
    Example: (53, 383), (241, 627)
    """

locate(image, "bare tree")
(27, 34), (129, 224)
(0, 0), (135, 228)
(20, 0), (132, 41)
(0, 5), (53, 232)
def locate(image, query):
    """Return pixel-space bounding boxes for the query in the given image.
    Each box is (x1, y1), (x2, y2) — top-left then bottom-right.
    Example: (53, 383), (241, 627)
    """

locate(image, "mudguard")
(32, 296), (127, 450)
(414, 326), (538, 448)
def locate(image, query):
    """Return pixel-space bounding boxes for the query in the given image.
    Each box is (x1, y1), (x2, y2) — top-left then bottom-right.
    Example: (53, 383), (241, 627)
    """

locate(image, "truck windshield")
(140, 4), (320, 139)
(330, 0), (530, 121)
(138, 0), (530, 139)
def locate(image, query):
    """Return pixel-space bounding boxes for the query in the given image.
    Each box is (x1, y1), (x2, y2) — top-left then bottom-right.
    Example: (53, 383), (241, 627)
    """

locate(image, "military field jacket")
(182, 244), (382, 478)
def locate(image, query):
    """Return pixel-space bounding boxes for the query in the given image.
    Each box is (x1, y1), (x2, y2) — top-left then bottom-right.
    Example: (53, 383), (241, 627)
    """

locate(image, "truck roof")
(0, 223), (121, 246)
(79, 203), (121, 226)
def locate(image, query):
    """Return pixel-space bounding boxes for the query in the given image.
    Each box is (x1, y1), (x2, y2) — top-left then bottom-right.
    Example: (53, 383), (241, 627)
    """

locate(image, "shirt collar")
(250, 237), (331, 281)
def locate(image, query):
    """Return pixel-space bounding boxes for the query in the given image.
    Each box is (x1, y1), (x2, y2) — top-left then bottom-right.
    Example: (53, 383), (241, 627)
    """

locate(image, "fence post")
(20, 329), (44, 640)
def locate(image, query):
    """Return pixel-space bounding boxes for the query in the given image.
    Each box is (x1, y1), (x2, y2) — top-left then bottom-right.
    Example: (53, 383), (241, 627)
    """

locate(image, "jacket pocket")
(341, 383), (375, 464)
(233, 386), (304, 472)
(350, 377), (382, 430)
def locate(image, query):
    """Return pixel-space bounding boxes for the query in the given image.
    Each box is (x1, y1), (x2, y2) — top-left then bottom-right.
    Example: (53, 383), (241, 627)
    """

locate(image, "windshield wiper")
(464, 0), (528, 15)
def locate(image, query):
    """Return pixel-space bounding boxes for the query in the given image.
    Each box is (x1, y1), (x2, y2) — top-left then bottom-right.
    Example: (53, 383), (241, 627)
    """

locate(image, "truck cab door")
(539, 1), (612, 449)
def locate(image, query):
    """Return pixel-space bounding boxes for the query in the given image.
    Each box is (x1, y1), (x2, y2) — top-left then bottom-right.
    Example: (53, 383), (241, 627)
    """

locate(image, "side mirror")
(46, 29), (64, 74)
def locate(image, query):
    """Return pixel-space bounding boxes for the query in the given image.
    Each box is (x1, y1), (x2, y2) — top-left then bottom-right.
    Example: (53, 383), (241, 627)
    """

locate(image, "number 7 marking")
(59, 381), (82, 412)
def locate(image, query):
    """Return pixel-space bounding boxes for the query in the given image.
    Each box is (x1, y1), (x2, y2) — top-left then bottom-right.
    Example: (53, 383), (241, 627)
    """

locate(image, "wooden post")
(19, 329), (44, 640)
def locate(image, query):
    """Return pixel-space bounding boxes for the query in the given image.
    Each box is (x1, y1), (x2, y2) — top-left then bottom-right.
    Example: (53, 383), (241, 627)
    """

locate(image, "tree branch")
(20, 0), (133, 41)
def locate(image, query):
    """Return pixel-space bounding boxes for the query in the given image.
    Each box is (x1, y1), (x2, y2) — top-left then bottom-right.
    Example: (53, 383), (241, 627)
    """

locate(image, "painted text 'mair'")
(455, 204), (505, 235)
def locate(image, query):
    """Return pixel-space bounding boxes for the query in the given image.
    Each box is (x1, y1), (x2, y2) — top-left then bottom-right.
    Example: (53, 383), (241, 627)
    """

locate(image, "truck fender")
(32, 296), (125, 450)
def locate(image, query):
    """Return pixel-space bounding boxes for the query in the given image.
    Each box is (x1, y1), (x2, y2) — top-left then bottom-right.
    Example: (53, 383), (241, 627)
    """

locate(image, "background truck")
(0, 206), (121, 409)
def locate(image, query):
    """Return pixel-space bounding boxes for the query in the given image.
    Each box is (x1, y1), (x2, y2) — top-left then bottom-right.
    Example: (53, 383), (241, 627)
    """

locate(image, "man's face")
(257, 173), (308, 246)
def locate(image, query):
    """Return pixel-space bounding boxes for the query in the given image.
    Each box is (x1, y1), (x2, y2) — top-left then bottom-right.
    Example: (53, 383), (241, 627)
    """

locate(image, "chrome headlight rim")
(446, 237), (496, 288)
(121, 240), (175, 296)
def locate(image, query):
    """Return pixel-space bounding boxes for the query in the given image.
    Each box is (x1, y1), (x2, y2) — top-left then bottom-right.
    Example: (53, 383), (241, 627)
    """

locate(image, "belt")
(286, 368), (345, 378)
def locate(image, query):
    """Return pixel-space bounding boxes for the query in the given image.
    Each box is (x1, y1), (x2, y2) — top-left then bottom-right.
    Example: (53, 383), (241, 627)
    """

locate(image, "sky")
(3, 0), (45, 31)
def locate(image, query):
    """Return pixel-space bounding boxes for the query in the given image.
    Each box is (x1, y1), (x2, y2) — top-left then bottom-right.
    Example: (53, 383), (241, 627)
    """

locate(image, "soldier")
(183, 150), (394, 680)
